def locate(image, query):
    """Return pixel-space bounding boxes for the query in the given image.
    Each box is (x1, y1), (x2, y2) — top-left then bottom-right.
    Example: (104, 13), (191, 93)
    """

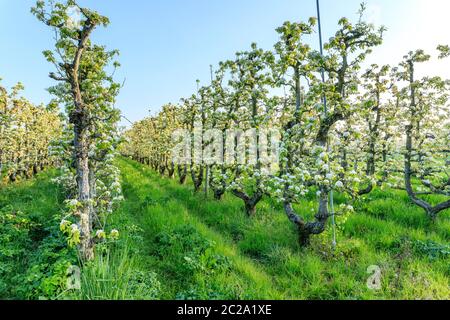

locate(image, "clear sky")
(1, 0), (449, 127)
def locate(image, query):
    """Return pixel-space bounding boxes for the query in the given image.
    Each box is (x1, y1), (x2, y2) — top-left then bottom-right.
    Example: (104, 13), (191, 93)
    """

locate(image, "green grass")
(0, 169), (75, 299)
(112, 158), (449, 300)
(1, 158), (449, 300)
(72, 243), (160, 300)
(0, 168), (64, 217)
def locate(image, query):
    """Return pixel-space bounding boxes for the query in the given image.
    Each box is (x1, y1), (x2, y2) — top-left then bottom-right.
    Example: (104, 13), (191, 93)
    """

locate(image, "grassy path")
(2, 159), (447, 299)
(114, 158), (284, 299)
(0, 170), (70, 299)
(115, 158), (449, 300)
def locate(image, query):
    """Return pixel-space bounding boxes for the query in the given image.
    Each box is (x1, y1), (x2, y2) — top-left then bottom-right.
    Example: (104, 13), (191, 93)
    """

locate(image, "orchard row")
(0, 82), (61, 183)
(121, 8), (450, 245)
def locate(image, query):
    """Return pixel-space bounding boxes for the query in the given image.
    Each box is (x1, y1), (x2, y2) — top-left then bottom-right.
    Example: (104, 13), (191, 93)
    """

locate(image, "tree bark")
(191, 165), (203, 193)
(232, 189), (263, 217)
(74, 125), (94, 261)
(178, 164), (187, 184)
(68, 18), (97, 262)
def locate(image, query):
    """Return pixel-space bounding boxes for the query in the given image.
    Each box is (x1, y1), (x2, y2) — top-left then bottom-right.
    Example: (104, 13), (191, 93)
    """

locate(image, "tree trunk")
(167, 162), (175, 178)
(287, 192), (329, 247)
(191, 165), (203, 193)
(245, 201), (257, 217)
(213, 189), (225, 201)
(297, 224), (311, 247)
(232, 189), (262, 217)
(75, 128), (94, 261)
(178, 164), (187, 184)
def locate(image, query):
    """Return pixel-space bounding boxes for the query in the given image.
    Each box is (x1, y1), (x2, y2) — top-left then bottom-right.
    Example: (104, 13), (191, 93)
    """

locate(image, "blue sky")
(1, 0), (449, 126)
